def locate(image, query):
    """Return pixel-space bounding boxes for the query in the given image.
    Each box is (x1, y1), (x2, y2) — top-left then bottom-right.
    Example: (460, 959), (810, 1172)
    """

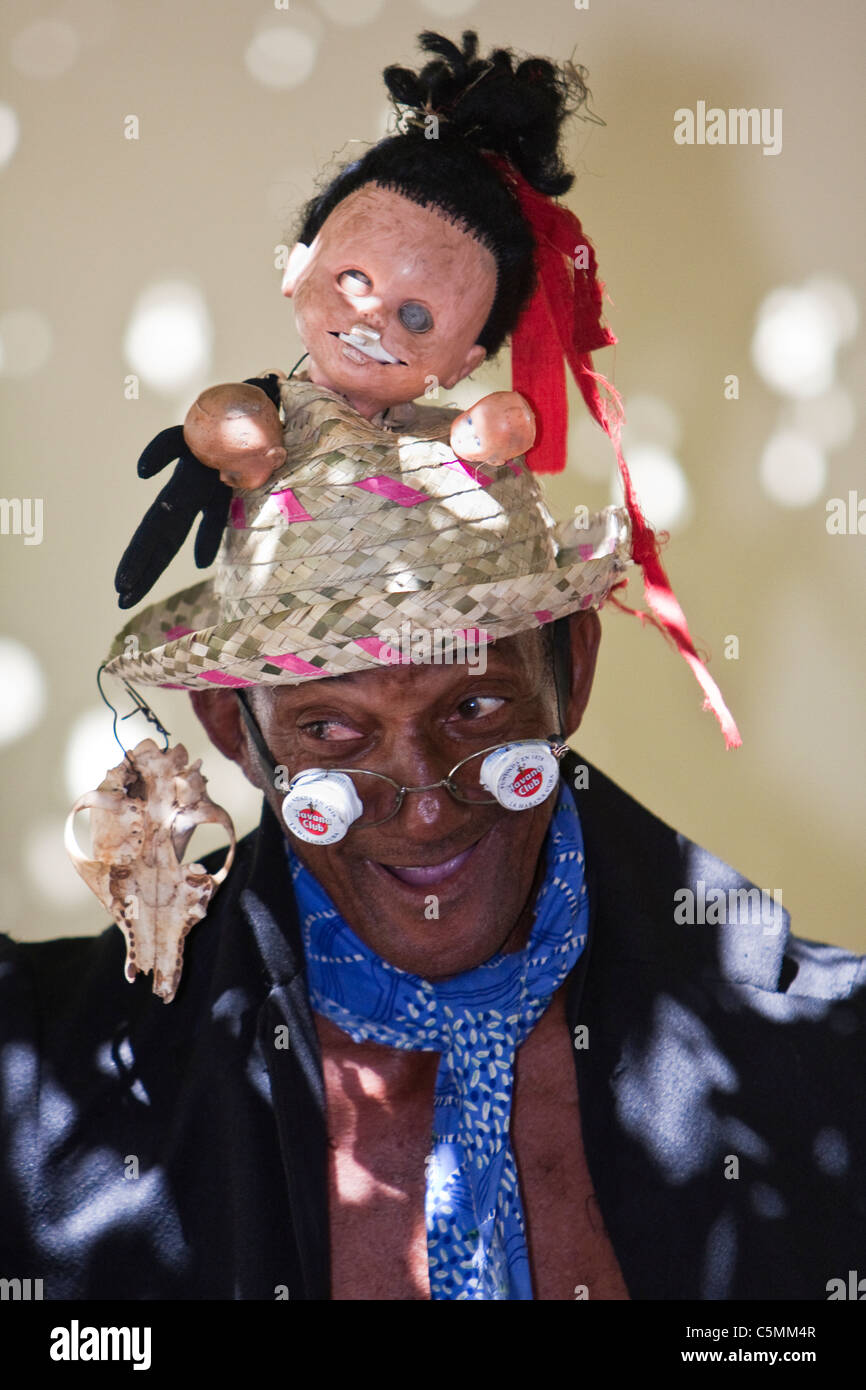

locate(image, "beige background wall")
(1, 0), (863, 948)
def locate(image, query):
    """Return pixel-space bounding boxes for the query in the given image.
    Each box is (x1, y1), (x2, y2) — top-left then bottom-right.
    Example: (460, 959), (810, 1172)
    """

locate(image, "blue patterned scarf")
(287, 780), (588, 1300)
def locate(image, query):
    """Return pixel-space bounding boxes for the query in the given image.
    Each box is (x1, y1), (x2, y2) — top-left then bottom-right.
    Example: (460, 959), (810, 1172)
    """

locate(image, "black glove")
(114, 374), (283, 610)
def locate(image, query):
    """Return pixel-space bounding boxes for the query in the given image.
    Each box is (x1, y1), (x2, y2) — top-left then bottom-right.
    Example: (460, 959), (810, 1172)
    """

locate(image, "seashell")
(64, 739), (236, 1003)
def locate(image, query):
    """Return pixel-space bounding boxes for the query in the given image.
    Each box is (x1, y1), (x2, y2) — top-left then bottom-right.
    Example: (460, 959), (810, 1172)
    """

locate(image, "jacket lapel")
(557, 749), (852, 1300)
(236, 799), (331, 1299)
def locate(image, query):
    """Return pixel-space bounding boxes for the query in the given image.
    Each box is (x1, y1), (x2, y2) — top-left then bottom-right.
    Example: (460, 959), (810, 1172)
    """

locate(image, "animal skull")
(65, 739), (236, 1003)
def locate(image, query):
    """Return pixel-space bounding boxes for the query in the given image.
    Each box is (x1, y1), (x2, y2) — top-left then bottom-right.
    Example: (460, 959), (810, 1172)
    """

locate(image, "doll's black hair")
(292, 30), (600, 359)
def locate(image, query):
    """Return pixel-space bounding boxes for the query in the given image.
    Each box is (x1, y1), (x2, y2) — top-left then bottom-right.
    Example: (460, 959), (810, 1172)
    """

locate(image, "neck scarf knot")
(288, 780), (589, 1299)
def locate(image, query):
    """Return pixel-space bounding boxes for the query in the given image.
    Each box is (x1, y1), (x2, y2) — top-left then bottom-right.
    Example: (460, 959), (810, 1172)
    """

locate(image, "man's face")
(282, 184), (497, 420)
(200, 620), (598, 981)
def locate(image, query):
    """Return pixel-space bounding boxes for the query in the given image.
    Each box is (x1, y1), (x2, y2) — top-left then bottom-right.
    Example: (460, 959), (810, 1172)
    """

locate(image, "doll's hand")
(449, 392), (536, 467)
(183, 380), (287, 490)
(114, 374), (283, 609)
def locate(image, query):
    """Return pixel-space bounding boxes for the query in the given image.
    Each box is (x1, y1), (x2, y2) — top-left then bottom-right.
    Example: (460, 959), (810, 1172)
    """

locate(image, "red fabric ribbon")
(483, 152), (742, 749)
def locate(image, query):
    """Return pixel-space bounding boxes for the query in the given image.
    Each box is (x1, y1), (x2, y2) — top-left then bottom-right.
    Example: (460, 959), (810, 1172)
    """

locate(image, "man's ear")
(281, 241), (312, 298)
(441, 343), (487, 390)
(189, 689), (260, 789)
(564, 608), (601, 736)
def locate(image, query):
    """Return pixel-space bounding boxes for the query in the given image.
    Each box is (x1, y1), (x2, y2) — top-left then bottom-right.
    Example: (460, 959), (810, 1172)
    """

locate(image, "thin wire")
(96, 663), (171, 756)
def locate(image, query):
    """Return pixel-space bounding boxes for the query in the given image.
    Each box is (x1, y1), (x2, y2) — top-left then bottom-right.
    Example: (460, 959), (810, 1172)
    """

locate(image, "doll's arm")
(449, 391), (536, 467)
(183, 371), (288, 490)
(114, 373), (285, 610)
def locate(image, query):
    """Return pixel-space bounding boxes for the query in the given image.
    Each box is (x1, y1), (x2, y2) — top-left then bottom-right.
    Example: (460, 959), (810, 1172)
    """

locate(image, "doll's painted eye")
(339, 269), (372, 293)
(398, 301), (433, 334)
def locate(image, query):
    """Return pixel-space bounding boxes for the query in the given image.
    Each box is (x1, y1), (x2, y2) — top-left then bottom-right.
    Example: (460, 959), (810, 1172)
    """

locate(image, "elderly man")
(3, 29), (865, 1303)
(191, 610), (618, 1301)
(5, 599), (866, 1301)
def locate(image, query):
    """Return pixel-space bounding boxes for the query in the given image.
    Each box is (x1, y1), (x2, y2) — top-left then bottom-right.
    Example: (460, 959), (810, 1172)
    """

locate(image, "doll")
(112, 29), (740, 751)
(113, 30), (588, 612)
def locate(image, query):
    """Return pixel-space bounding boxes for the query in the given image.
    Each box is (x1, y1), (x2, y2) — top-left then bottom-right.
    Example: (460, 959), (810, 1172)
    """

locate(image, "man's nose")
(397, 783), (463, 833)
(387, 743), (467, 833)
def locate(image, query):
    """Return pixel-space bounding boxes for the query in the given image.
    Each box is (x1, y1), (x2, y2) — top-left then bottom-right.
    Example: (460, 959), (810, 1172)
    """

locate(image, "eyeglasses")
(234, 689), (570, 845)
(281, 737), (568, 843)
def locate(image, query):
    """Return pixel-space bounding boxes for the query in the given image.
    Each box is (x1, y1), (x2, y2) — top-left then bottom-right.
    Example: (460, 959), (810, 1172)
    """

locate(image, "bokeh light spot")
(25, 818), (92, 909)
(570, 414), (613, 482)
(805, 274), (859, 345)
(609, 444), (692, 532)
(64, 707), (124, 802)
(123, 280), (212, 395)
(759, 430), (826, 508)
(620, 392), (682, 452)
(752, 285), (842, 399)
(0, 638), (46, 747)
(244, 26), (319, 90)
(10, 20), (80, 79)
(0, 309), (54, 377)
(0, 104), (21, 168)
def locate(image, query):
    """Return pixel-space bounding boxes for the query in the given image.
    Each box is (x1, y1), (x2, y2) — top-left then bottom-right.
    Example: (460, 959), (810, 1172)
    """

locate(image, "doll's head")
(280, 30), (595, 418)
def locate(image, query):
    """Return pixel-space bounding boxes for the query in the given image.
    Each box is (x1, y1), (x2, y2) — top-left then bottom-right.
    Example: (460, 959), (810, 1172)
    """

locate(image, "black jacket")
(1, 752), (864, 1299)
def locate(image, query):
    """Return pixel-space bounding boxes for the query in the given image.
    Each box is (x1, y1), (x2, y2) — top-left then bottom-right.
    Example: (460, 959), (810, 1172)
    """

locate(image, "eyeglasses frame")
(281, 737), (569, 828)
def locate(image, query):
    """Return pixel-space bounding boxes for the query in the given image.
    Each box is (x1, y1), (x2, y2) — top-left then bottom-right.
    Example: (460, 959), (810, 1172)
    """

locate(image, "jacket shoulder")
(564, 749), (866, 1000)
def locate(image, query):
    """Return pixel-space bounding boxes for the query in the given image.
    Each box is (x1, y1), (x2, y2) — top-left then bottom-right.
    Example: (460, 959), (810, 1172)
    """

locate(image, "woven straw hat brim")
(104, 378), (632, 689)
(104, 536), (629, 689)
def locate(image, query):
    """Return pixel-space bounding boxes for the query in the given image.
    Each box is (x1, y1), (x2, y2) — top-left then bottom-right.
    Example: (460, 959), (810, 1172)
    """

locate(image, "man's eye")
(338, 269), (372, 292)
(450, 696), (505, 721)
(398, 301), (433, 333)
(299, 719), (363, 741)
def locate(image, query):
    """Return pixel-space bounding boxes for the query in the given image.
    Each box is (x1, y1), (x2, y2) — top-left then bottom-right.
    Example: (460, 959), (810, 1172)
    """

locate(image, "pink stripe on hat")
(200, 670), (257, 687)
(354, 635), (412, 664)
(229, 498), (247, 528)
(261, 652), (324, 676)
(272, 487), (313, 523)
(354, 476), (428, 506)
(165, 625), (196, 641)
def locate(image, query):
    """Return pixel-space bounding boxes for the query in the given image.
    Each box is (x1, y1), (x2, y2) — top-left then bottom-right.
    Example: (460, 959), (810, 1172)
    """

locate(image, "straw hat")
(103, 375), (631, 690)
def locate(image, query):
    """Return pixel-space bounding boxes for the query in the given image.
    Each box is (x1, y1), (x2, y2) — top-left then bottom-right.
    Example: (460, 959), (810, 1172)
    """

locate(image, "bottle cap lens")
(281, 770), (363, 844)
(479, 741), (559, 811)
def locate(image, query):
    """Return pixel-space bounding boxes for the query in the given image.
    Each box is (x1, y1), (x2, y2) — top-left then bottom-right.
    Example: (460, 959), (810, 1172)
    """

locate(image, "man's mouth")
(372, 840), (479, 887)
(329, 328), (406, 366)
